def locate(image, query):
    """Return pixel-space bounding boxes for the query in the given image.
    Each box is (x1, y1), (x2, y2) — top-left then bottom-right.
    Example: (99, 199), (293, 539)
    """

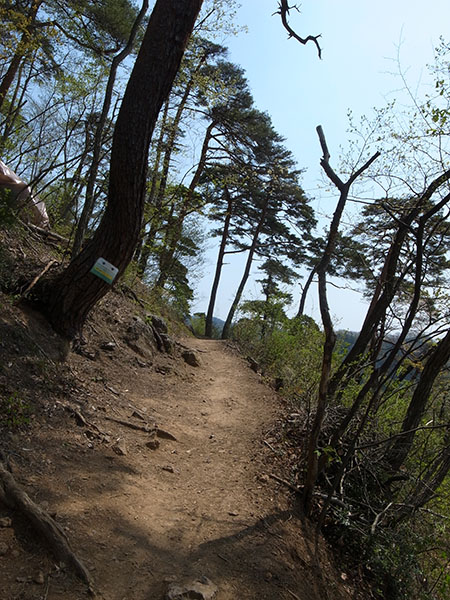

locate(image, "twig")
(65, 406), (107, 438)
(217, 553), (229, 563)
(287, 590), (301, 600)
(105, 385), (120, 396)
(43, 577), (50, 600)
(20, 221), (69, 244)
(370, 501), (393, 535)
(263, 440), (278, 453)
(269, 473), (302, 493)
(15, 259), (57, 302)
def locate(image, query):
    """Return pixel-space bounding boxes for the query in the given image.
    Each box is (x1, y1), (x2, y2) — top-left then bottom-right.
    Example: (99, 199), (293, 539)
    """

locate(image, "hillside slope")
(0, 280), (355, 600)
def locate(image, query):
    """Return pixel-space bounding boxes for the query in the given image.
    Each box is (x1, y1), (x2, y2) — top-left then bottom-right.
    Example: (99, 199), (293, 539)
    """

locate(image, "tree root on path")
(0, 460), (95, 594)
(104, 414), (177, 440)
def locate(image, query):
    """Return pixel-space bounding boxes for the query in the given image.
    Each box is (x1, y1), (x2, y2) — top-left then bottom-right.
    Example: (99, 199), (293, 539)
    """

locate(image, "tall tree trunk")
(72, 0), (150, 257)
(0, 0), (42, 112)
(151, 51), (209, 221)
(37, 0), (204, 341)
(302, 126), (380, 515)
(394, 430), (450, 522)
(221, 196), (269, 340)
(155, 121), (215, 288)
(135, 98), (170, 271)
(296, 264), (316, 317)
(205, 187), (233, 337)
(385, 329), (450, 472)
(326, 172), (450, 403)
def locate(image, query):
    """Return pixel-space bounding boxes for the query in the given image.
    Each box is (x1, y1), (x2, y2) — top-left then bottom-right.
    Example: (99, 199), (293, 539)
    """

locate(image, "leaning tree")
(35, 0), (205, 341)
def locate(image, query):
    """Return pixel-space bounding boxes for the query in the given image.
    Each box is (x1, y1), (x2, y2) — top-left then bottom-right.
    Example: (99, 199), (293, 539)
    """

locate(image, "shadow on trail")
(98, 505), (332, 600)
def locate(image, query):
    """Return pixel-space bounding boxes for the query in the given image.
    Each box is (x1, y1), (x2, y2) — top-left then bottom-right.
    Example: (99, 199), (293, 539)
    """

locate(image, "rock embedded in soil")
(34, 571), (45, 584)
(146, 437), (160, 450)
(0, 541), (9, 556)
(149, 314), (168, 334)
(100, 341), (116, 351)
(165, 576), (218, 600)
(181, 349), (201, 367)
(112, 440), (127, 456)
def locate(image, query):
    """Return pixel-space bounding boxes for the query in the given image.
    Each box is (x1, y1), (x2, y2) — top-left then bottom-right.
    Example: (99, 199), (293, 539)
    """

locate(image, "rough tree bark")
(36, 0), (204, 341)
(72, 0), (150, 257)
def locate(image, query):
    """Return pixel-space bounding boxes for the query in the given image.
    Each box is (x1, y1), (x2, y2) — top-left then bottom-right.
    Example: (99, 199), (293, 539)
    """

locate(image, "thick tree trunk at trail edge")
(36, 0), (204, 341)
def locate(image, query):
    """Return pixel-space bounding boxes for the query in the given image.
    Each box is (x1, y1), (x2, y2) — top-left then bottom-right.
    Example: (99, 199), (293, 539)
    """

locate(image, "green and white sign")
(90, 257), (119, 284)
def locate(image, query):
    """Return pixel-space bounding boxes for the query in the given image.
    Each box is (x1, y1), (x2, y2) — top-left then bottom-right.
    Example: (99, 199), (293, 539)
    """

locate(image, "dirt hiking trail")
(0, 323), (352, 600)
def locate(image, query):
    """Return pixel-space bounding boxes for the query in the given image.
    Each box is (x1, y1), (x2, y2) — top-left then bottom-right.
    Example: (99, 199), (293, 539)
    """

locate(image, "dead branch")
(104, 415), (153, 432)
(370, 501), (393, 535)
(263, 440), (278, 454)
(269, 473), (347, 509)
(103, 415), (177, 440)
(24, 222), (70, 244)
(65, 406), (107, 440)
(15, 260), (57, 302)
(0, 460), (93, 589)
(276, 0), (322, 58)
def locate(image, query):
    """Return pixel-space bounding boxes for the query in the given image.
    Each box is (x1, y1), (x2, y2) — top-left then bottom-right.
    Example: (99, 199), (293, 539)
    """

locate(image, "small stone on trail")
(112, 440), (127, 456)
(156, 428), (177, 441)
(100, 341), (116, 351)
(165, 576), (218, 600)
(132, 409), (146, 421)
(0, 517), (12, 528)
(34, 571), (45, 585)
(0, 542), (9, 556)
(146, 438), (160, 450)
(257, 474), (270, 484)
(161, 465), (175, 473)
(181, 349), (201, 367)
(228, 511), (239, 516)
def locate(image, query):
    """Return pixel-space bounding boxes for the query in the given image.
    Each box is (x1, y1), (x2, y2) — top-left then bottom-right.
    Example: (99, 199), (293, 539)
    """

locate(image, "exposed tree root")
(0, 460), (94, 592)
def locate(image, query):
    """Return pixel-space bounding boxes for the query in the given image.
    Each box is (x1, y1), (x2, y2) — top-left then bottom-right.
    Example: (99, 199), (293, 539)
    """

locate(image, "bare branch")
(275, 0), (322, 58)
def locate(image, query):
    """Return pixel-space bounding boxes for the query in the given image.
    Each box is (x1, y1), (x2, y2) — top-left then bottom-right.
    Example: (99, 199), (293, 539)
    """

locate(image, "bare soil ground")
(0, 287), (355, 600)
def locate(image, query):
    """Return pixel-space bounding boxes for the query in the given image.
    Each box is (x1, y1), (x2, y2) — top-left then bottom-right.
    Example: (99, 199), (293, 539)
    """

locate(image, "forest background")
(1, 1), (450, 599)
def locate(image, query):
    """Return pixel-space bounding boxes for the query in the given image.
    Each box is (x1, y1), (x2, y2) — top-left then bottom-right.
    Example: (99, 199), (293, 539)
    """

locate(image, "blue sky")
(191, 0), (450, 330)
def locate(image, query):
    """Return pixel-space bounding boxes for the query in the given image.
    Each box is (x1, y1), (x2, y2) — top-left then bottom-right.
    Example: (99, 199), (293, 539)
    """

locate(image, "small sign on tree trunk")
(90, 258), (118, 284)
